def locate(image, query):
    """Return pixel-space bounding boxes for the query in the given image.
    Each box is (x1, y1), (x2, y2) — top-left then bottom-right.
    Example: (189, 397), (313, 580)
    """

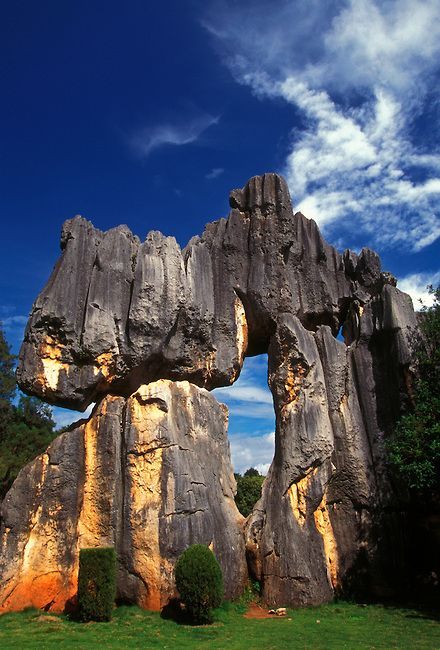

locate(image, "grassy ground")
(0, 600), (438, 649)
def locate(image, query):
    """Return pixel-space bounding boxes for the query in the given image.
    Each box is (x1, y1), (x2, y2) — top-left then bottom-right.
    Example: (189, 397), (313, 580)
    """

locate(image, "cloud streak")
(213, 355), (274, 420)
(130, 112), (220, 158)
(1, 315), (28, 328)
(203, 0), (440, 252)
(398, 270), (440, 307)
(205, 167), (224, 180)
(230, 431), (274, 475)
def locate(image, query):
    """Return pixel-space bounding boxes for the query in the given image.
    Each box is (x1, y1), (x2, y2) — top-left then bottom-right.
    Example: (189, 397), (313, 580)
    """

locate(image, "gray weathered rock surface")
(246, 289), (417, 605)
(18, 174), (393, 411)
(0, 173), (419, 611)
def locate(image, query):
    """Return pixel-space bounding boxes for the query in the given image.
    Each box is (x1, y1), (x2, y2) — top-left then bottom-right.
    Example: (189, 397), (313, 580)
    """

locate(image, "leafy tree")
(235, 468), (265, 517)
(0, 325), (16, 404)
(17, 395), (55, 430)
(0, 325), (16, 435)
(0, 325), (56, 500)
(244, 467), (260, 477)
(386, 286), (440, 493)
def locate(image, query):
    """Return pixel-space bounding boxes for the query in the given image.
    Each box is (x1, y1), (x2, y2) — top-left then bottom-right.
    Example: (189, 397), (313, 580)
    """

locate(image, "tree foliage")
(235, 468), (265, 517)
(244, 467), (260, 477)
(0, 325), (56, 500)
(175, 544), (223, 624)
(0, 325), (16, 432)
(387, 286), (440, 493)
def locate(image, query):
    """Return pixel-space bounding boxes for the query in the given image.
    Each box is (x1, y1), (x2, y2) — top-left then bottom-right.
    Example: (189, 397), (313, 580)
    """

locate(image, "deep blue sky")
(1, 1), (439, 472)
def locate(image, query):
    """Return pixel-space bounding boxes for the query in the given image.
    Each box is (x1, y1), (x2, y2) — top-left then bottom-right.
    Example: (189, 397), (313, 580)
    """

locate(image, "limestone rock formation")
(17, 174), (361, 411)
(1, 173), (419, 612)
(0, 381), (246, 612)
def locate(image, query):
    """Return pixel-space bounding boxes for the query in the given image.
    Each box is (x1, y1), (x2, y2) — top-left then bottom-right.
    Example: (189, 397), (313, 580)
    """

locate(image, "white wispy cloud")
(213, 355), (274, 419)
(215, 383), (272, 406)
(230, 431), (274, 475)
(1, 315), (28, 328)
(130, 112), (220, 157)
(203, 0), (440, 252)
(0, 313), (28, 354)
(205, 167), (224, 180)
(224, 402), (275, 419)
(398, 271), (440, 307)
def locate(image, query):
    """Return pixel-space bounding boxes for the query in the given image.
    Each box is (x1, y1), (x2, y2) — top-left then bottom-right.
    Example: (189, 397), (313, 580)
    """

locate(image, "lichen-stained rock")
(0, 381), (246, 613)
(118, 380), (247, 607)
(17, 217), (104, 409)
(81, 225), (139, 360)
(0, 429), (85, 612)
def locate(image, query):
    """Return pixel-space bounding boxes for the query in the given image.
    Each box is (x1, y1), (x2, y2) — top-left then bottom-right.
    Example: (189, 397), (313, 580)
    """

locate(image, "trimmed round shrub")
(175, 544), (224, 624)
(77, 547), (116, 622)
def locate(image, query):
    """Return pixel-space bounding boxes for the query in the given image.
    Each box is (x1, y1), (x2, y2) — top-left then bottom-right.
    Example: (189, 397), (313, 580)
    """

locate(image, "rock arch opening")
(213, 353), (275, 477)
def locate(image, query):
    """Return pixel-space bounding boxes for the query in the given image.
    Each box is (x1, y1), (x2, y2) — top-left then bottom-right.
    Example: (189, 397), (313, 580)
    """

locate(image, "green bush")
(77, 547), (116, 622)
(235, 473), (265, 517)
(175, 544), (224, 624)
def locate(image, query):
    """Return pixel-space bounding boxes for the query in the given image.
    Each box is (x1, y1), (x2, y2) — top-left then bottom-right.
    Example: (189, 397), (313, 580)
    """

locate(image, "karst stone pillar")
(0, 381), (247, 612)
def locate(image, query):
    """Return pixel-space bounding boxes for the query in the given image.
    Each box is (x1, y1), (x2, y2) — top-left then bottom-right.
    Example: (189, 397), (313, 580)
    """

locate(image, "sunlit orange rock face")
(0, 382), (247, 613)
(3, 173), (420, 611)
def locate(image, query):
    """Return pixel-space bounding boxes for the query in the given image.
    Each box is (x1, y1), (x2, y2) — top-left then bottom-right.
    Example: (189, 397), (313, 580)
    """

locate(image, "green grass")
(0, 601), (438, 649)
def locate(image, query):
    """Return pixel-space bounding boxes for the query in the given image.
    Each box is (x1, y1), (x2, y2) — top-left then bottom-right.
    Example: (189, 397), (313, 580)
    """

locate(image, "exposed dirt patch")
(34, 615), (62, 624)
(244, 602), (281, 619)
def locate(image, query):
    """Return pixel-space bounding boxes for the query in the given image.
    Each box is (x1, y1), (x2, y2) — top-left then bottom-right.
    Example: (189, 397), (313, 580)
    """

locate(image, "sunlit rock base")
(0, 381), (246, 612)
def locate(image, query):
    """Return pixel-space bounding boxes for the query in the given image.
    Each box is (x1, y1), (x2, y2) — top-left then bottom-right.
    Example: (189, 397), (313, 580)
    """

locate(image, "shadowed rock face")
(1, 173), (418, 611)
